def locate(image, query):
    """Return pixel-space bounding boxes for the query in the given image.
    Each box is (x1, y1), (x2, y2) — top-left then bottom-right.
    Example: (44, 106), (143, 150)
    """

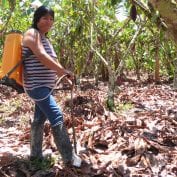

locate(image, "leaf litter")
(0, 79), (177, 177)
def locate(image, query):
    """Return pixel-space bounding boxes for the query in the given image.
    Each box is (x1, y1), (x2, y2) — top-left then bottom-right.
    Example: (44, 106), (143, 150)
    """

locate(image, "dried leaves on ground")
(0, 79), (177, 177)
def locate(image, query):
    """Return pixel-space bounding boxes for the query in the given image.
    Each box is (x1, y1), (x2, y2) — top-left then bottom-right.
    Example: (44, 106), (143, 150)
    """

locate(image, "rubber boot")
(52, 123), (82, 167)
(30, 121), (44, 161)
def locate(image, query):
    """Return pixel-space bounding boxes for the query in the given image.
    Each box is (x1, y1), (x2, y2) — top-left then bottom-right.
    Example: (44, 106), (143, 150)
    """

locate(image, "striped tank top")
(22, 32), (57, 90)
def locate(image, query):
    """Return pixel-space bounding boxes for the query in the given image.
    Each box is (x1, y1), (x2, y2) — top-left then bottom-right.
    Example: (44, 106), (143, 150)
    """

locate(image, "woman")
(22, 6), (81, 167)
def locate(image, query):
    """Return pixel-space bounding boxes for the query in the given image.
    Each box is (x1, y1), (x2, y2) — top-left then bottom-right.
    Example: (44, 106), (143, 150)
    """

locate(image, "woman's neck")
(39, 31), (46, 37)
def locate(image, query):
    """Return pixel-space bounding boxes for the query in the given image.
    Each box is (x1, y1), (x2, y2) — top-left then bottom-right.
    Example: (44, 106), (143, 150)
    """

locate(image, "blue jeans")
(26, 87), (63, 127)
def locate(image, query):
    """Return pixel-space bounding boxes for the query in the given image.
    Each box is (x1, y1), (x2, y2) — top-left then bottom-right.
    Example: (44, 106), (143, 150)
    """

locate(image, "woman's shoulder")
(24, 28), (40, 37)
(23, 28), (41, 47)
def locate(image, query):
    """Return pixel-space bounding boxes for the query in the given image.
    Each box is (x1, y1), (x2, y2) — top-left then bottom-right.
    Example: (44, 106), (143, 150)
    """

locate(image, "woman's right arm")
(22, 28), (71, 77)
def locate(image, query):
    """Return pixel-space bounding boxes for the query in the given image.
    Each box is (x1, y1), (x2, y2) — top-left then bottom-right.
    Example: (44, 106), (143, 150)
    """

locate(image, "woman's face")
(37, 14), (54, 34)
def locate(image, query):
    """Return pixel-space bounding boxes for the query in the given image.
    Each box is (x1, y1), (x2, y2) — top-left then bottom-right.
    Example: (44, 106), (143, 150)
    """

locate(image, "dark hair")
(32, 6), (54, 30)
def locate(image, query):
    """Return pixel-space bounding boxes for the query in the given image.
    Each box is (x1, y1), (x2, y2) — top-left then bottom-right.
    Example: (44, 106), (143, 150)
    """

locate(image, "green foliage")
(106, 96), (115, 112)
(117, 102), (134, 111)
(0, 0), (32, 57)
(30, 157), (55, 170)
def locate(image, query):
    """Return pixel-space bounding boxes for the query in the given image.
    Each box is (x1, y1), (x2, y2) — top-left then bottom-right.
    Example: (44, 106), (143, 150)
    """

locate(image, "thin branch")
(90, 22), (109, 67)
(115, 24), (143, 76)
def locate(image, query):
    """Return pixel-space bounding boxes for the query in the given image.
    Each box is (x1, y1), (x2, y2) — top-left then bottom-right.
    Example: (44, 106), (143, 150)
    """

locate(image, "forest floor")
(0, 76), (177, 177)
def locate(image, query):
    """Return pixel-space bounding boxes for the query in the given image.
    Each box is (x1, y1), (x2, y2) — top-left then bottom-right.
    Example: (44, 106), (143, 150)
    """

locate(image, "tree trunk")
(132, 54), (141, 80)
(154, 39), (160, 82)
(107, 62), (115, 112)
(173, 59), (177, 89)
(155, 51), (160, 82)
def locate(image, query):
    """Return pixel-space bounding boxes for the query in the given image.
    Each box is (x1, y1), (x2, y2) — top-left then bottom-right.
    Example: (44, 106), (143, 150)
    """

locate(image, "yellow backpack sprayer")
(0, 30), (24, 93)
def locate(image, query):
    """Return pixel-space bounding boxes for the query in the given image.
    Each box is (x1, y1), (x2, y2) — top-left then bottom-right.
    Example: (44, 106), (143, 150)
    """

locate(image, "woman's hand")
(58, 68), (74, 86)
(64, 70), (75, 87)
(64, 69), (74, 81)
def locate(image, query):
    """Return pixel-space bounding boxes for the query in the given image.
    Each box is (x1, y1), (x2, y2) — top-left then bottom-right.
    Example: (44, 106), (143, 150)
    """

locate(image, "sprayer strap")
(5, 58), (24, 78)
